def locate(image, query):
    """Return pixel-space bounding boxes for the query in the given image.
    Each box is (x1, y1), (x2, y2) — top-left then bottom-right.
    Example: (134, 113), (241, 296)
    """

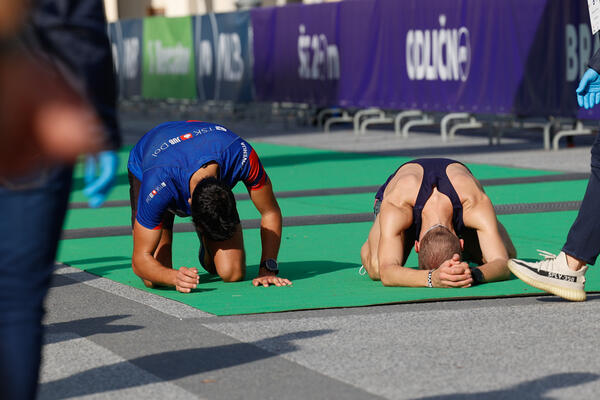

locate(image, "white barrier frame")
(359, 113), (394, 134)
(324, 110), (353, 132)
(316, 107), (343, 128)
(353, 108), (384, 134)
(552, 120), (594, 151)
(393, 110), (423, 137)
(440, 113), (483, 142)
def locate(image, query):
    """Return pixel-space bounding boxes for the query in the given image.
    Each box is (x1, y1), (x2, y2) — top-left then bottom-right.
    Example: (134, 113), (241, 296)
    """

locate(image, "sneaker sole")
(508, 260), (586, 302)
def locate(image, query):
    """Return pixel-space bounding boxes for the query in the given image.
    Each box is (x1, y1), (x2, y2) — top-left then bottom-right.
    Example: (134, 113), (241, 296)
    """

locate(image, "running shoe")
(508, 250), (587, 301)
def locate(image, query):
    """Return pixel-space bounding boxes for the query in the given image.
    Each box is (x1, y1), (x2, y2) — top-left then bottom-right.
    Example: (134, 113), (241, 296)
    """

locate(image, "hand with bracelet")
(428, 253), (474, 288)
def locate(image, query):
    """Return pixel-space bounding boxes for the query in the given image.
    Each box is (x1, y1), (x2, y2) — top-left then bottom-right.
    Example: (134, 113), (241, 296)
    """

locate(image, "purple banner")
(252, 3), (341, 105)
(251, 0), (597, 118)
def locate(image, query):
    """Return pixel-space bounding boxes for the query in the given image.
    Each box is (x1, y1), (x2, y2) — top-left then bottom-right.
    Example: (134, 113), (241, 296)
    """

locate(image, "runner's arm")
(463, 194), (511, 283)
(132, 222), (174, 284)
(132, 221), (198, 292)
(248, 180), (282, 273)
(377, 202), (429, 287)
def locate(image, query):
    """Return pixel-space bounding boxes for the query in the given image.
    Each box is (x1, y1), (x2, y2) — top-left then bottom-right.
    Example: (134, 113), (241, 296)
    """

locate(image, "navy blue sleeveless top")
(375, 158), (469, 237)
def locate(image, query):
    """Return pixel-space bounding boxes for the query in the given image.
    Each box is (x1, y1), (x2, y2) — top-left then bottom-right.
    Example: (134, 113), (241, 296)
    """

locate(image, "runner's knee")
(218, 263), (245, 282)
(360, 242), (370, 265)
(367, 259), (380, 280)
(361, 245), (380, 280)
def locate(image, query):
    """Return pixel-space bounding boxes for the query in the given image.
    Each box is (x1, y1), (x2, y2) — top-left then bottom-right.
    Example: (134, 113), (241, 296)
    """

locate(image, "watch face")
(264, 259), (279, 272)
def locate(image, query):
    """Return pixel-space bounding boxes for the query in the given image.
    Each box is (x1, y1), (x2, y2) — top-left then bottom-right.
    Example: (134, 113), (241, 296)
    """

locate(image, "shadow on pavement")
(38, 329), (334, 399)
(415, 372), (599, 400)
(536, 293), (600, 303)
(49, 264), (131, 288)
(44, 315), (143, 345)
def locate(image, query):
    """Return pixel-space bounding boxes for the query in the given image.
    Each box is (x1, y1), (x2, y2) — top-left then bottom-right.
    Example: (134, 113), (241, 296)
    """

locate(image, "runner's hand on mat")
(175, 267), (199, 293)
(83, 150), (118, 208)
(252, 275), (292, 287)
(432, 254), (473, 288)
(576, 68), (600, 109)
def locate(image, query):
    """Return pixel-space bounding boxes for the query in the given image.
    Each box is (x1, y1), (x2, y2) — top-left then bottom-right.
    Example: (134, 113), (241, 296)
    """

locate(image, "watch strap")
(260, 258), (279, 274)
(470, 267), (485, 286)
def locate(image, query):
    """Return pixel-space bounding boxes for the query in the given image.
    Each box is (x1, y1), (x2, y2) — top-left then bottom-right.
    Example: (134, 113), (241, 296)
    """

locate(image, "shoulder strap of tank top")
(436, 161), (466, 234)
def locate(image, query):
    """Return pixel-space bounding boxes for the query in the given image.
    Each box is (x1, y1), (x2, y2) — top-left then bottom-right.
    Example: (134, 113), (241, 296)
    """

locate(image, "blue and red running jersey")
(128, 121), (268, 230)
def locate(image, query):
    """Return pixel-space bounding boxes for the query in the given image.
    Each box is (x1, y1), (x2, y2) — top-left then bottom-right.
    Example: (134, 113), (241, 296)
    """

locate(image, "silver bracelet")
(427, 270), (433, 288)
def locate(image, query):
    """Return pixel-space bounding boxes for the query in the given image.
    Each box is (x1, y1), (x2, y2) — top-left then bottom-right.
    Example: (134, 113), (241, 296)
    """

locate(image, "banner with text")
(251, 3), (341, 105)
(142, 16), (197, 99)
(192, 11), (253, 102)
(251, 0), (598, 117)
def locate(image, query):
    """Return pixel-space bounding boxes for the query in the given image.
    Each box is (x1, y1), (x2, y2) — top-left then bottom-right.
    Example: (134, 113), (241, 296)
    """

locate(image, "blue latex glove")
(83, 151), (118, 208)
(576, 68), (600, 109)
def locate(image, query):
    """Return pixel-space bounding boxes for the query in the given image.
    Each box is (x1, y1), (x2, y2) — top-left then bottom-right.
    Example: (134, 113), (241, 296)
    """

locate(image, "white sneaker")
(508, 250), (587, 302)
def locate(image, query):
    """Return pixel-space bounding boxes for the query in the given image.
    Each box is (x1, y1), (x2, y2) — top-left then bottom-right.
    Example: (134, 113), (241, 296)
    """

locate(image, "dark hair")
(418, 226), (462, 270)
(191, 177), (240, 241)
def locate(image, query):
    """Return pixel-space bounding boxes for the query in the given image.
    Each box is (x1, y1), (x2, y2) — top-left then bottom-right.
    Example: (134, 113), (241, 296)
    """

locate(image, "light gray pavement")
(40, 109), (600, 399)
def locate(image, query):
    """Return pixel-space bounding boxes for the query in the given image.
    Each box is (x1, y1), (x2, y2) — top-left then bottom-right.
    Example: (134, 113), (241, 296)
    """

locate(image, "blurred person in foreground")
(0, 1), (120, 398)
(128, 121), (291, 292)
(361, 158), (516, 288)
(508, 50), (600, 301)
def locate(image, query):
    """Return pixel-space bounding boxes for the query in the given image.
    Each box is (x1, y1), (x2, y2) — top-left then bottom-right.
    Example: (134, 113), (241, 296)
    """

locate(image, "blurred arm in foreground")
(0, 2), (121, 399)
(0, 0), (121, 207)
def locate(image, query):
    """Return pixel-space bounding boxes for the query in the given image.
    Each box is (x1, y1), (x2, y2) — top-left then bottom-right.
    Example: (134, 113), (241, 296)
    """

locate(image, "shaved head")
(417, 226), (462, 270)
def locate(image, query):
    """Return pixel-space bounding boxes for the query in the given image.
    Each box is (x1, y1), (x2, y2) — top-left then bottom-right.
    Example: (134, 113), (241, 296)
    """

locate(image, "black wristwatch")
(260, 259), (279, 275)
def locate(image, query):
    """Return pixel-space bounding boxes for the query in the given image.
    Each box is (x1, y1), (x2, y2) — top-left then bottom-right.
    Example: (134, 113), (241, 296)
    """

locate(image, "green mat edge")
(60, 259), (596, 317)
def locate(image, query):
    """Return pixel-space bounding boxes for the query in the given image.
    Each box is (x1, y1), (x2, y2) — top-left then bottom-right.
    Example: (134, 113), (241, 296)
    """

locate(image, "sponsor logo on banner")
(565, 23), (600, 82)
(198, 40), (213, 77)
(147, 40), (191, 75)
(111, 38), (140, 80)
(124, 38), (140, 79)
(406, 15), (471, 82)
(217, 34), (245, 82)
(297, 25), (340, 80)
(146, 182), (167, 203)
(198, 35), (244, 82)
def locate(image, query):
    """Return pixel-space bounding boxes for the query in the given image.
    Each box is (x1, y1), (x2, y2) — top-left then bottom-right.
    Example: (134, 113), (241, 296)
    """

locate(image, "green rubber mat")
(67, 143), (560, 203)
(484, 180), (587, 204)
(63, 192), (371, 230)
(59, 143), (593, 315)
(62, 179), (587, 231)
(57, 210), (599, 316)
